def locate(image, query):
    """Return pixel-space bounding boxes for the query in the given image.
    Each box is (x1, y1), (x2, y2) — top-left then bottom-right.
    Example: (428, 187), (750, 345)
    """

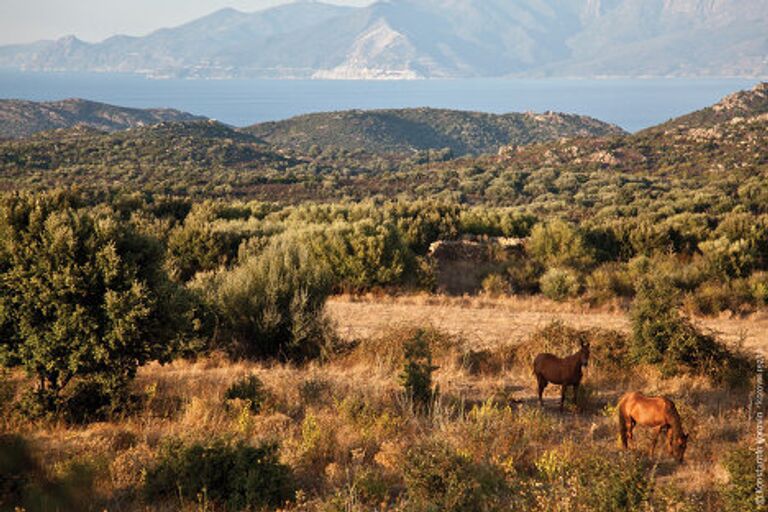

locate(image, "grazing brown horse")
(533, 340), (590, 411)
(617, 391), (688, 463)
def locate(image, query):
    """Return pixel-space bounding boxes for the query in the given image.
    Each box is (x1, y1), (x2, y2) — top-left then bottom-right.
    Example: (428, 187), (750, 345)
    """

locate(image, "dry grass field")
(1, 294), (765, 511)
(328, 294), (768, 355)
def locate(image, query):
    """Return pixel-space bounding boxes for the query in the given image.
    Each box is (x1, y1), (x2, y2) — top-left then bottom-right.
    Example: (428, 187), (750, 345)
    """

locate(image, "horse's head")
(579, 341), (590, 367)
(671, 432), (689, 463)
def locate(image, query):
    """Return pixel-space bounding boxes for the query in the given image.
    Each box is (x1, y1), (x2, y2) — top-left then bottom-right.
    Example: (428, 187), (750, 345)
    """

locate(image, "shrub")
(144, 438), (294, 510)
(481, 273), (510, 297)
(700, 237), (755, 278)
(403, 440), (505, 512)
(540, 267), (581, 301)
(749, 272), (768, 306)
(534, 449), (651, 511)
(62, 380), (136, 424)
(207, 235), (334, 360)
(686, 279), (754, 316)
(505, 256), (543, 294)
(352, 325), (459, 370)
(631, 278), (752, 385)
(0, 434), (93, 511)
(719, 447), (768, 512)
(529, 220), (595, 271)
(516, 321), (630, 377)
(224, 375), (267, 413)
(585, 263), (633, 304)
(399, 330), (438, 410)
(458, 347), (516, 376)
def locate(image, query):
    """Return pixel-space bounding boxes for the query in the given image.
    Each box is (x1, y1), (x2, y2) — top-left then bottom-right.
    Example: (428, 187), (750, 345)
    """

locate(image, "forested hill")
(243, 108), (626, 156)
(0, 121), (296, 196)
(0, 83), (766, 205)
(0, 98), (206, 139)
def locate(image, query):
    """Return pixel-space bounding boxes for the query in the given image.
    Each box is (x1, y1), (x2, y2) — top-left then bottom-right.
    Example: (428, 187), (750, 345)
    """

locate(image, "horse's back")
(533, 353), (559, 374)
(619, 391), (677, 425)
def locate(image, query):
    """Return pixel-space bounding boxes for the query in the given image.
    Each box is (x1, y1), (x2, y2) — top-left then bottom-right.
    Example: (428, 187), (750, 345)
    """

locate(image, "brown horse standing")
(617, 391), (689, 463)
(533, 340), (590, 411)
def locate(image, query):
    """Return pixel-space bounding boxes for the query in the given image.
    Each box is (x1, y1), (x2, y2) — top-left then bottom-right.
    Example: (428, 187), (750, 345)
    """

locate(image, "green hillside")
(243, 108), (626, 156)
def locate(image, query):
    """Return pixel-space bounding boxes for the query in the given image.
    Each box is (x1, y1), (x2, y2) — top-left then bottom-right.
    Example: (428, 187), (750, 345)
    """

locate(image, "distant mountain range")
(244, 108), (625, 155)
(1, 0), (766, 79)
(0, 98), (205, 139)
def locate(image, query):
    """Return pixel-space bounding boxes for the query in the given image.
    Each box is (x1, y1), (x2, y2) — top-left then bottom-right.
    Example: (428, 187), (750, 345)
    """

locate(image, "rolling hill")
(243, 108), (626, 155)
(0, 98), (206, 139)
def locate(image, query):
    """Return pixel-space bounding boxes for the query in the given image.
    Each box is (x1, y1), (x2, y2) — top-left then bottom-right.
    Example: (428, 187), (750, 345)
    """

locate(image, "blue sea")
(0, 71), (758, 132)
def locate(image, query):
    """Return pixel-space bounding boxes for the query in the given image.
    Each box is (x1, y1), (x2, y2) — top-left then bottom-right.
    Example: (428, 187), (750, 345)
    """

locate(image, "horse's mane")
(666, 399), (685, 438)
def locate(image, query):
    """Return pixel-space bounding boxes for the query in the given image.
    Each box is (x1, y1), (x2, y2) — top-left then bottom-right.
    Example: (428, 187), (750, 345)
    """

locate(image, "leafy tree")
(0, 191), (194, 412)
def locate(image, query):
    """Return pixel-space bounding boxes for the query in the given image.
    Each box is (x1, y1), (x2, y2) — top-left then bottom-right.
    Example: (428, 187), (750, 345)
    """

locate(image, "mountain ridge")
(0, 98), (206, 139)
(1, 0), (766, 79)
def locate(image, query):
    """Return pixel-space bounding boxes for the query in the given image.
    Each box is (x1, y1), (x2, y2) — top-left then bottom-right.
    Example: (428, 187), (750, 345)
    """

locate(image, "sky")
(0, 0), (374, 45)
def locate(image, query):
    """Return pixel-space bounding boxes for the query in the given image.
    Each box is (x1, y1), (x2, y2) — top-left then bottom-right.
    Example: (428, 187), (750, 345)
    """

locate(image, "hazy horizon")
(0, 0), (374, 45)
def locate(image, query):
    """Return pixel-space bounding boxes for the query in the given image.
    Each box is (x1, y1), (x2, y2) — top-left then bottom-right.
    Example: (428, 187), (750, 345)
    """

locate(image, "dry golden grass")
(1, 295), (762, 511)
(328, 293), (768, 354)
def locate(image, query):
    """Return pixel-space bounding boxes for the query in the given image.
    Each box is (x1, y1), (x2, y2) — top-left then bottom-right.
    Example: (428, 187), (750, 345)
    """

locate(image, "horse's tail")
(617, 394), (629, 449)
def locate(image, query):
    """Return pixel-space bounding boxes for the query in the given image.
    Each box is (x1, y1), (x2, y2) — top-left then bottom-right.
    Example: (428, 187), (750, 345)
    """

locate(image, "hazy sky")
(0, 0), (374, 45)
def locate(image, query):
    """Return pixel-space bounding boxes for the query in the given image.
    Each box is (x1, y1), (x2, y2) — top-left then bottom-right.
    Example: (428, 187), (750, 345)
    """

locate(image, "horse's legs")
(649, 426), (663, 457)
(537, 375), (547, 407)
(559, 385), (566, 412)
(627, 419), (636, 448)
(573, 383), (580, 410)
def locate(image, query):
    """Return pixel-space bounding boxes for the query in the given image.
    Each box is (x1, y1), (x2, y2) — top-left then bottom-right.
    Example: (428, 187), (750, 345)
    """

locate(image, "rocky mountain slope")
(650, 82), (768, 131)
(0, 0), (765, 79)
(0, 98), (205, 138)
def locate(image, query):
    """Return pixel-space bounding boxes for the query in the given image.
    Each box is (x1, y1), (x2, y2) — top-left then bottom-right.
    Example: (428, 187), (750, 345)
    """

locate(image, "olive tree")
(0, 192), (195, 412)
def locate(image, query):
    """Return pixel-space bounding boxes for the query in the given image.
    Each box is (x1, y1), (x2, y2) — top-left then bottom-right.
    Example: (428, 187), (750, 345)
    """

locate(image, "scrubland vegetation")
(1, 85), (767, 510)
(0, 187), (764, 511)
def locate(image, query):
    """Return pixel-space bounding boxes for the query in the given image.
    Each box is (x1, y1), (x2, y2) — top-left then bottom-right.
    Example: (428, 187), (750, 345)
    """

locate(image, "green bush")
(206, 235), (334, 360)
(224, 375), (267, 413)
(144, 439), (294, 511)
(540, 267), (581, 301)
(700, 237), (756, 279)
